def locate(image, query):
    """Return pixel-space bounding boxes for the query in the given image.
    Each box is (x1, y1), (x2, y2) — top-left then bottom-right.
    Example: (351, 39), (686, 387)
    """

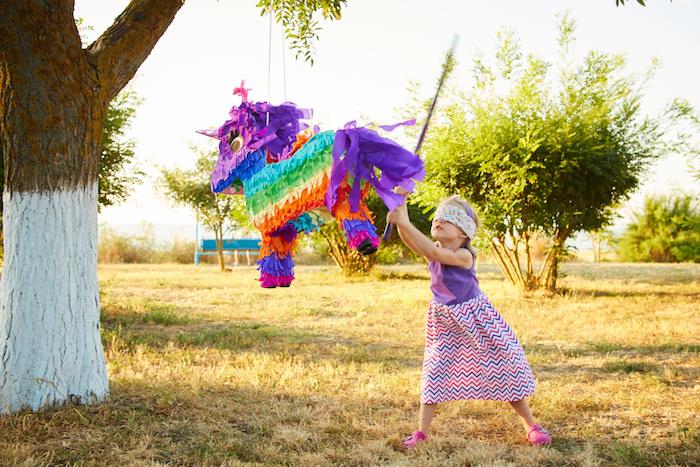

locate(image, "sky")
(74, 0), (700, 239)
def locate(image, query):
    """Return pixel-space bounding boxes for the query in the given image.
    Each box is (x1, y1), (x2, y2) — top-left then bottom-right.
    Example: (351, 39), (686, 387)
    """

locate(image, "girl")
(386, 194), (551, 449)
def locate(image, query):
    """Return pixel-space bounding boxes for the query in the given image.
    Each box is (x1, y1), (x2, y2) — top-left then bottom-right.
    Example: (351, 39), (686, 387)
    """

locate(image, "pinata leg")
(257, 223), (298, 288)
(332, 185), (379, 256)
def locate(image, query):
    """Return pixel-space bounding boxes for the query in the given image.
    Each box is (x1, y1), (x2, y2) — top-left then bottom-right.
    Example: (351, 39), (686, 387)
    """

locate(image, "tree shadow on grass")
(558, 263), (700, 284)
(525, 341), (700, 356)
(557, 287), (700, 299)
(1, 382), (696, 466)
(101, 317), (425, 370)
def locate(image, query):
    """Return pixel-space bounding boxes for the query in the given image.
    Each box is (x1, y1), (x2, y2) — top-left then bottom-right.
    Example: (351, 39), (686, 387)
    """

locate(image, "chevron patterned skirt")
(420, 294), (536, 404)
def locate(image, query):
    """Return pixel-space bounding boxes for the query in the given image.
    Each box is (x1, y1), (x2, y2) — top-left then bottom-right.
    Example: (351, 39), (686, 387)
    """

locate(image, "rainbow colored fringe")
(244, 131), (336, 233)
(242, 131), (378, 287)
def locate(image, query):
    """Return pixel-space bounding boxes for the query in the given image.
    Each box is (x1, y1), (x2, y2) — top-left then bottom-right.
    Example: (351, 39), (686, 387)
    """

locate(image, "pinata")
(199, 81), (424, 288)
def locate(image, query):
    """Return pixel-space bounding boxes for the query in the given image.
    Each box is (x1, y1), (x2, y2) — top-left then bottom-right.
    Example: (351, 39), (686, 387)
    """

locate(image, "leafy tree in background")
(669, 100), (700, 181)
(413, 14), (696, 292)
(617, 195), (700, 262)
(98, 90), (144, 210)
(615, 1), (673, 7)
(615, 0), (649, 5)
(160, 149), (250, 272)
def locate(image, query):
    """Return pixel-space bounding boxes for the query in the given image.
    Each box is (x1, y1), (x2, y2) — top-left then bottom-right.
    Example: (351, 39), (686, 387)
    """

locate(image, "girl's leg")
(419, 403), (437, 434)
(509, 398), (536, 431)
(510, 398), (552, 445)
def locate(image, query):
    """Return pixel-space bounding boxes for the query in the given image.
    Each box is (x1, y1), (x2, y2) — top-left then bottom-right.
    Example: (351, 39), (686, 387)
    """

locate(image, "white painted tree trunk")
(0, 184), (108, 413)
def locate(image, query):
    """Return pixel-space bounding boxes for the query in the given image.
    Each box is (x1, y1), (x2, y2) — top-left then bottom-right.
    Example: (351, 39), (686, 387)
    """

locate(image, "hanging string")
(267, 0), (273, 124)
(281, 22), (287, 102)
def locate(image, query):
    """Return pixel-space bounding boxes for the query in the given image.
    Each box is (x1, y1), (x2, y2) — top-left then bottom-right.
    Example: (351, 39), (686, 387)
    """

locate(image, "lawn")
(1, 262), (698, 466)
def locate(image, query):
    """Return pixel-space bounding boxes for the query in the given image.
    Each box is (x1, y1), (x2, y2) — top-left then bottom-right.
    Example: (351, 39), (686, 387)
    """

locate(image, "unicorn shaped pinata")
(199, 81), (424, 288)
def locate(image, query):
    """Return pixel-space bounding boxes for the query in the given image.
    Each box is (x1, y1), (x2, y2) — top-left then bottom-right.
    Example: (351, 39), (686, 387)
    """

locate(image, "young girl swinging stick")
(386, 193), (551, 449)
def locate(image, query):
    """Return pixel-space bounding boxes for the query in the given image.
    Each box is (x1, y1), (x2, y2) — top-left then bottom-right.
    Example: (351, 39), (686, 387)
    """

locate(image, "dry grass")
(1, 262), (699, 466)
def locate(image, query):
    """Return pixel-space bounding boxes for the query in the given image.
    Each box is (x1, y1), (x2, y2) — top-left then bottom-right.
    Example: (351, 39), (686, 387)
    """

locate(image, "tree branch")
(86, 0), (184, 104)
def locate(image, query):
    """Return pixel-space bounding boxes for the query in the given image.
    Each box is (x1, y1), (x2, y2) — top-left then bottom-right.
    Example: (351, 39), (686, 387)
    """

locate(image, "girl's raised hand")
(387, 201), (410, 226)
(386, 186), (411, 226)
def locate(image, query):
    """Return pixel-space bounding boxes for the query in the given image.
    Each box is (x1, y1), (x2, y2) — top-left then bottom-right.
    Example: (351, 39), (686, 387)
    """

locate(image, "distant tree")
(615, 0), (673, 5)
(668, 99), (700, 181)
(617, 195), (700, 262)
(160, 149), (250, 272)
(590, 228), (616, 263)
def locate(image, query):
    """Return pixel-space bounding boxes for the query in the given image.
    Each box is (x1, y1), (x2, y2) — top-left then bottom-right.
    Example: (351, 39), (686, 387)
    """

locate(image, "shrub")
(617, 195), (700, 262)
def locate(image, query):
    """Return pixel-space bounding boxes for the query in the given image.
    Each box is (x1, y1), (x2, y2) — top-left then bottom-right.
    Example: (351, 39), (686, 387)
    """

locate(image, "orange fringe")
(260, 233), (297, 257)
(288, 128), (314, 156)
(331, 181), (373, 222)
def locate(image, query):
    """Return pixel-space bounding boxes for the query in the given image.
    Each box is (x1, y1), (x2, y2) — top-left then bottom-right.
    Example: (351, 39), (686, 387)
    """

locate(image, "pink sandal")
(402, 430), (428, 450)
(527, 424), (551, 446)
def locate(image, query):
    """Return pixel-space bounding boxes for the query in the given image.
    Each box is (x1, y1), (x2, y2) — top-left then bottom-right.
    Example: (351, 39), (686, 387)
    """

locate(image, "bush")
(98, 225), (197, 264)
(617, 195), (700, 263)
(98, 227), (158, 263)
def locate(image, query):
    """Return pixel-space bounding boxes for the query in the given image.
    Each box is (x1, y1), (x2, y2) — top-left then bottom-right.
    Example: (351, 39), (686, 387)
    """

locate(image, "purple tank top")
(428, 254), (481, 305)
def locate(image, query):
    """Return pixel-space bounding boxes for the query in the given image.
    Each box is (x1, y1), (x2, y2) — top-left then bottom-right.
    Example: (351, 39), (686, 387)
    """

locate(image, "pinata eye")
(228, 130), (244, 153)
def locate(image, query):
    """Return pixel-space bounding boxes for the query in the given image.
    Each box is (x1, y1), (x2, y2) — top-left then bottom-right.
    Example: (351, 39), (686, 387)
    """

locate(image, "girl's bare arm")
(397, 221), (472, 268)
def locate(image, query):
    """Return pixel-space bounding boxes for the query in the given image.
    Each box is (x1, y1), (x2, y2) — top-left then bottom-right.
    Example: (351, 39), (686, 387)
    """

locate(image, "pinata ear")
(196, 129), (219, 139)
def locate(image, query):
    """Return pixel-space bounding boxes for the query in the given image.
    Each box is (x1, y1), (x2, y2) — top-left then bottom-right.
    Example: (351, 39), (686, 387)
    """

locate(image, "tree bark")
(544, 250), (559, 291)
(86, 0), (185, 105)
(0, 185), (107, 412)
(0, 0), (184, 413)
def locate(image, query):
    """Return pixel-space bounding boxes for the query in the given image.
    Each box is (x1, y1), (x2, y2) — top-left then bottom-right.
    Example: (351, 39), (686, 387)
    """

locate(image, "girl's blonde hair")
(438, 195), (481, 257)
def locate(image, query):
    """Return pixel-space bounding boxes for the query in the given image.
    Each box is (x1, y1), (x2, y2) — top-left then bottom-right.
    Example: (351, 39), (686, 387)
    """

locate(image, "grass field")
(0, 262), (698, 466)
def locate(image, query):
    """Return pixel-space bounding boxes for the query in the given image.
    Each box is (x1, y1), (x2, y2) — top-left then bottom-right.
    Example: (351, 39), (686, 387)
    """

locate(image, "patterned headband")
(433, 204), (477, 240)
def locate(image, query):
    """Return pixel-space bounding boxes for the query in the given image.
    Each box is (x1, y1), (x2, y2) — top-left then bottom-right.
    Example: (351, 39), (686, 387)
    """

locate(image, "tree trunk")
(490, 238), (520, 288)
(591, 231), (601, 262)
(494, 232), (567, 292)
(491, 235), (537, 290)
(542, 229), (571, 292)
(544, 250), (559, 291)
(215, 226), (225, 272)
(523, 230), (538, 289)
(0, 185), (108, 411)
(0, 0), (184, 413)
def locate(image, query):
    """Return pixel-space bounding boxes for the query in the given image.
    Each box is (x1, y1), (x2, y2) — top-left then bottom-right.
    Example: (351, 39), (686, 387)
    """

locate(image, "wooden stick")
(383, 34), (459, 242)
